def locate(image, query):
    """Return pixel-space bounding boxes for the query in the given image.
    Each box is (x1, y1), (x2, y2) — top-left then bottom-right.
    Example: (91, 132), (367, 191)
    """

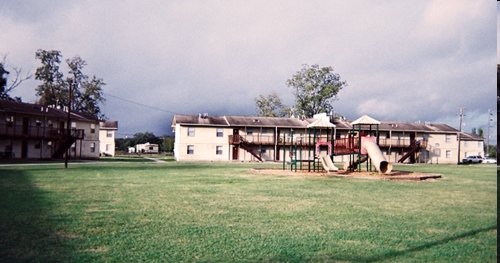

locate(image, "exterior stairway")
(239, 136), (264, 162)
(52, 137), (78, 158)
(51, 129), (84, 158)
(398, 141), (422, 163)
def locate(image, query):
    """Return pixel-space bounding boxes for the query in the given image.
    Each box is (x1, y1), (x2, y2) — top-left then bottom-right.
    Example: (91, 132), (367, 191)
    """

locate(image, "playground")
(281, 115), (439, 180)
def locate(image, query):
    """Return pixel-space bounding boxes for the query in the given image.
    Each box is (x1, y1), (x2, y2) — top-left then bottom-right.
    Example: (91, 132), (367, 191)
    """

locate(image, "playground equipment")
(282, 114), (392, 174)
(319, 154), (339, 173)
(360, 136), (392, 174)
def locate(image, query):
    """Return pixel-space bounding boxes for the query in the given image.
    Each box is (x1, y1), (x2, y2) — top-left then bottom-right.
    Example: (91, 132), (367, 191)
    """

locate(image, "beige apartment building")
(171, 113), (484, 165)
(99, 121), (118, 156)
(0, 100), (101, 159)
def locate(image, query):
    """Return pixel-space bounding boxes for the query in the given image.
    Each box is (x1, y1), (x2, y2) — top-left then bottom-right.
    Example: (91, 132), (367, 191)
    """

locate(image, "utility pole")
(486, 109), (492, 157)
(457, 107), (465, 165)
(65, 80), (73, 168)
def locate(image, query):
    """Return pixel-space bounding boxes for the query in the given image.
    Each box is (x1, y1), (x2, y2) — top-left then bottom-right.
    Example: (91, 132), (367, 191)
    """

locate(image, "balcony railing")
(229, 134), (331, 146)
(0, 124), (84, 140)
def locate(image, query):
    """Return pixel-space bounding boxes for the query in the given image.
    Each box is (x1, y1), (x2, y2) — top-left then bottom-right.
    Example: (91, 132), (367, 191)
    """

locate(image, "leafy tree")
(0, 54), (32, 101)
(286, 64), (347, 118)
(254, 92), (289, 117)
(478, 128), (484, 137)
(161, 135), (175, 153)
(35, 50), (65, 106)
(66, 56), (106, 118)
(35, 49), (106, 119)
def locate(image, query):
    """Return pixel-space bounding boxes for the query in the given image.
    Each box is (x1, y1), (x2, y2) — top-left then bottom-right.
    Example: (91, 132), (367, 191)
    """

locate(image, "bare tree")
(0, 53), (32, 101)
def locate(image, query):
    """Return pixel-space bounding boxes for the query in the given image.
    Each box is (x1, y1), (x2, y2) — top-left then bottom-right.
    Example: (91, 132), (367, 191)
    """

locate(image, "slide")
(361, 136), (392, 174)
(319, 155), (339, 173)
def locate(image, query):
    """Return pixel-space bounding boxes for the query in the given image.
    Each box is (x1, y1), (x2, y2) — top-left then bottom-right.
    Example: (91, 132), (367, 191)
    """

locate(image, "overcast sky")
(1, 0), (497, 144)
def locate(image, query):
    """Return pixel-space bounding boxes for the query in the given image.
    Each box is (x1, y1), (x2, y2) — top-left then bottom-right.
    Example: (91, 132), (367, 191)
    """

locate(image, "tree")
(66, 56), (106, 118)
(35, 49), (65, 106)
(478, 128), (484, 138)
(0, 54), (32, 101)
(161, 135), (175, 153)
(35, 49), (106, 119)
(286, 64), (347, 118)
(254, 92), (289, 117)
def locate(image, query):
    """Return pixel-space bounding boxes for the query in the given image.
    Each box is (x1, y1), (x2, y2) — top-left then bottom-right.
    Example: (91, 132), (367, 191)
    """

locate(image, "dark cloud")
(0, 0), (496, 144)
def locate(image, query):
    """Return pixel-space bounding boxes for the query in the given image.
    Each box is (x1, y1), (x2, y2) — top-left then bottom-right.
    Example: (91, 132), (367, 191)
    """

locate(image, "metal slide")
(319, 155), (339, 173)
(361, 136), (393, 174)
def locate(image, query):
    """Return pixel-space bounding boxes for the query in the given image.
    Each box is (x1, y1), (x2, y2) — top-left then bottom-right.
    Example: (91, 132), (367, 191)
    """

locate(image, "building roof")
(172, 114), (462, 134)
(172, 114), (313, 128)
(99, 120), (118, 130)
(460, 132), (484, 141)
(0, 99), (99, 123)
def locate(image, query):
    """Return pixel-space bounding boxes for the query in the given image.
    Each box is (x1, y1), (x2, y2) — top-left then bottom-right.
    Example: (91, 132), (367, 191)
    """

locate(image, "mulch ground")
(251, 168), (442, 181)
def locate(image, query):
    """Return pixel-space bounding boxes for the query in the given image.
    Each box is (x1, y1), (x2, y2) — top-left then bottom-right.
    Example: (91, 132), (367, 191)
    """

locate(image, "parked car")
(482, 158), (497, 164)
(462, 155), (483, 163)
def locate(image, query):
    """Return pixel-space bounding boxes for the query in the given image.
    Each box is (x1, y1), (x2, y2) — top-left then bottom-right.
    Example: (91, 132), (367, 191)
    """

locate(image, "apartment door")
(21, 140), (28, 158)
(22, 118), (29, 135)
(275, 130), (281, 161)
(232, 146), (238, 160)
(60, 121), (65, 135)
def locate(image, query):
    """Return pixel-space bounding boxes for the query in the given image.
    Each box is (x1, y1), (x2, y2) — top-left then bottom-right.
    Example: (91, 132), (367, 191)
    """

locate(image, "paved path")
(142, 157), (167, 163)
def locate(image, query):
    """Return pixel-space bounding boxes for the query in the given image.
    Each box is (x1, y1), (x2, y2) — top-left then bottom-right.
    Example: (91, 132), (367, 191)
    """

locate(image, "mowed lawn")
(0, 161), (496, 262)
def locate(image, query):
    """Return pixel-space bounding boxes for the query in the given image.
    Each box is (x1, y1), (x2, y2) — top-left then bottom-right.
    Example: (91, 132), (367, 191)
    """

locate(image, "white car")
(482, 158), (497, 164)
(463, 156), (483, 163)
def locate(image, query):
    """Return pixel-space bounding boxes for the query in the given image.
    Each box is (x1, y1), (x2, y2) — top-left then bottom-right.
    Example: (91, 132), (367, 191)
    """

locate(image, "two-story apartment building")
(0, 100), (100, 159)
(99, 121), (118, 157)
(172, 113), (484, 165)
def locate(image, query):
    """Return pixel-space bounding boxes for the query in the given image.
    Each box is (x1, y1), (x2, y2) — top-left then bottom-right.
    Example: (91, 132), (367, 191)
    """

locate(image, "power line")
(103, 92), (178, 114)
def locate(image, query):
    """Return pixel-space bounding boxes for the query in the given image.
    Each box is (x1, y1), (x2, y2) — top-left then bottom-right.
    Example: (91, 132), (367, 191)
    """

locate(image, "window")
(90, 124), (95, 133)
(35, 141), (41, 149)
(90, 143), (95, 153)
(216, 128), (223, 137)
(106, 144), (111, 151)
(6, 116), (13, 127)
(445, 135), (451, 143)
(216, 146), (223, 155)
(48, 120), (53, 128)
(261, 148), (267, 153)
(71, 143), (76, 152)
(71, 122), (77, 129)
(247, 128), (253, 135)
(262, 129), (267, 135)
(187, 145), (194, 154)
(188, 127), (195, 137)
(36, 120), (42, 127)
(446, 150), (451, 159)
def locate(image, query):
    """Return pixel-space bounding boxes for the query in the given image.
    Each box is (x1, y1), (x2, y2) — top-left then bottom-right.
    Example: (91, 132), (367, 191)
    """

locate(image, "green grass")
(0, 162), (496, 262)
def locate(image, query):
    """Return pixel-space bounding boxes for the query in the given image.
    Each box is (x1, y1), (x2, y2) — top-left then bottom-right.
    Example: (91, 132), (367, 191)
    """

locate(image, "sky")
(0, 0), (497, 144)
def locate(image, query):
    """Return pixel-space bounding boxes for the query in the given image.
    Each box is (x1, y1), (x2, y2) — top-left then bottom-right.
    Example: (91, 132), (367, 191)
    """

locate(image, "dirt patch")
(251, 168), (442, 181)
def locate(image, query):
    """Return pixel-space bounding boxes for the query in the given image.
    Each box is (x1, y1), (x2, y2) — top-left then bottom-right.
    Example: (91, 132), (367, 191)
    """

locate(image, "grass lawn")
(0, 161), (496, 262)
